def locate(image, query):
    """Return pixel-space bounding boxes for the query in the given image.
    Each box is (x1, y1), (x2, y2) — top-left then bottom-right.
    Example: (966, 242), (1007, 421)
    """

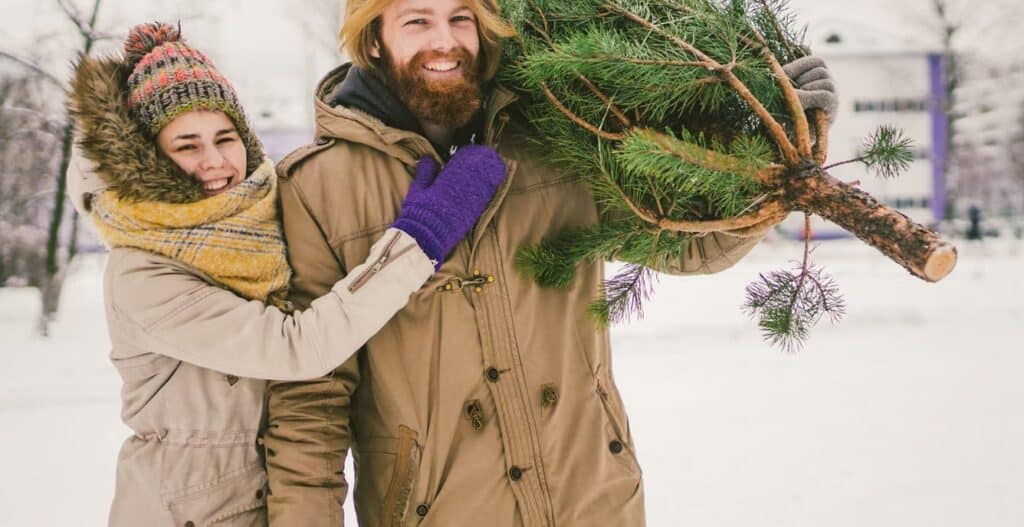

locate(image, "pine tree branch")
(641, 171), (667, 216)
(520, 2), (632, 130)
(637, 128), (777, 183)
(602, 0), (801, 165)
(541, 82), (626, 141)
(822, 157), (865, 171)
(785, 266), (810, 353)
(592, 263), (657, 326)
(657, 200), (787, 234)
(801, 213), (812, 268)
(583, 55), (708, 68)
(804, 268), (842, 323)
(611, 172), (788, 235)
(763, 49), (813, 158)
(663, 0), (698, 16)
(608, 176), (661, 225)
(576, 74), (632, 128)
(609, 127), (789, 235)
(742, 16), (813, 159)
(813, 109), (830, 165)
(602, 1), (712, 61)
(757, 0), (798, 59)
(0, 51), (66, 91)
(526, 0), (551, 36)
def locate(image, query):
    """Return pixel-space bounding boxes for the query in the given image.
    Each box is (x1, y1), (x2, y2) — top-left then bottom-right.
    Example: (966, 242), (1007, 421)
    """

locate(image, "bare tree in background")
(1010, 100), (1024, 218)
(909, 0), (1024, 219)
(0, 77), (63, 293)
(0, 0), (110, 335)
(2, 0), (212, 335)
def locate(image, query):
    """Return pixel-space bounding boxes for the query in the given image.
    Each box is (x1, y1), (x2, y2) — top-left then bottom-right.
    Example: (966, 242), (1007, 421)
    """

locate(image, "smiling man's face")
(374, 0), (483, 128)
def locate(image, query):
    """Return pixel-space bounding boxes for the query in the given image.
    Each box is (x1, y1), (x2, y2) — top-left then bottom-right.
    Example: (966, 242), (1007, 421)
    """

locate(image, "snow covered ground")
(0, 237), (1021, 526)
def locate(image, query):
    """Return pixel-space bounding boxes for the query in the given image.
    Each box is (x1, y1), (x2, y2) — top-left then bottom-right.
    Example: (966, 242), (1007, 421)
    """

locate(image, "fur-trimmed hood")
(67, 53), (263, 204)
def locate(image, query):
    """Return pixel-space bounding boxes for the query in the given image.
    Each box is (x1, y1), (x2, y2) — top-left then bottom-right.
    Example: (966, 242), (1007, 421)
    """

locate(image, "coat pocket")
(355, 426), (421, 527)
(163, 462), (268, 526)
(596, 378), (643, 478)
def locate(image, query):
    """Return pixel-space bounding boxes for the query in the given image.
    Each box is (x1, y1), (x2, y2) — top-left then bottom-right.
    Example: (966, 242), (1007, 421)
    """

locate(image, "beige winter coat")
(264, 64), (771, 527)
(68, 149), (434, 526)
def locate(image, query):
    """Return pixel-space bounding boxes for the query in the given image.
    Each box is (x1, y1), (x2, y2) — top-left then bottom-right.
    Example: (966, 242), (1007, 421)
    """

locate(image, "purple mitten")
(393, 145), (507, 269)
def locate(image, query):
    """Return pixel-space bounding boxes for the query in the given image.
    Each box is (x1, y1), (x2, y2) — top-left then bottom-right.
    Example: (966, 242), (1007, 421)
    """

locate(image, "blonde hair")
(340, 0), (517, 81)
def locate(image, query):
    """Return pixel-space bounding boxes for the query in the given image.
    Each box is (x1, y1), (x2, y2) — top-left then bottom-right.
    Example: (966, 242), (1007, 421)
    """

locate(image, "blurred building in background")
(784, 19), (946, 239)
(952, 61), (1024, 221)
(786, 17), (1024, 239)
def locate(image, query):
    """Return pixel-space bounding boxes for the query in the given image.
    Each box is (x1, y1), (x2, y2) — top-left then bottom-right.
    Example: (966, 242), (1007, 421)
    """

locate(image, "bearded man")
(264, 1), (838, 525)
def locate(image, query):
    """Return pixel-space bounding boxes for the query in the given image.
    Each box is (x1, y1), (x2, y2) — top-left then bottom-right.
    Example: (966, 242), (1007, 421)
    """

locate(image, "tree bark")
(44, 122), (74, 278)
(38, 0), (102, 335)
(67, 209), (79, 263)
(783, 166), (957, 282)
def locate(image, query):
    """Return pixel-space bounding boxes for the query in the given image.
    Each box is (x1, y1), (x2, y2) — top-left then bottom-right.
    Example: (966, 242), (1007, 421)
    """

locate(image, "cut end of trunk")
(923, 243), (958, 282)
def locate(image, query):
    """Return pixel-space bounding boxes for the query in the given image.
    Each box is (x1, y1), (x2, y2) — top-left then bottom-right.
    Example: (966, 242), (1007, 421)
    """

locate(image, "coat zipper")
(348, 230), (407, 293)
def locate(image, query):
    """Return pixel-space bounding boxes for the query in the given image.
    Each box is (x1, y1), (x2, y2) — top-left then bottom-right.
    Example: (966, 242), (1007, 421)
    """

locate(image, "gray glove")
(783, 55), (839, 124)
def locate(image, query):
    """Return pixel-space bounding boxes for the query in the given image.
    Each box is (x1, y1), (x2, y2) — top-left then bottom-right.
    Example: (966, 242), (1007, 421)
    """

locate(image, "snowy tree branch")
(0, 51), (66, 92)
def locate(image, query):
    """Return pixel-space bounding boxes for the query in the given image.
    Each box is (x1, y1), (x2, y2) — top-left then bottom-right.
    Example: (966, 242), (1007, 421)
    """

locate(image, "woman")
(66, 22), (506, 526)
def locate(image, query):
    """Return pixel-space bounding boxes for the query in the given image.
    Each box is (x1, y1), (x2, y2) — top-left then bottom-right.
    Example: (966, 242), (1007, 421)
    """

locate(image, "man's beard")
(380, 45), (483, 129)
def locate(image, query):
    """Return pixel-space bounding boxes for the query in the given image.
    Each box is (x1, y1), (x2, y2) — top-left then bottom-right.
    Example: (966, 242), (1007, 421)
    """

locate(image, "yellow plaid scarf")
(91, 159), (291, 304)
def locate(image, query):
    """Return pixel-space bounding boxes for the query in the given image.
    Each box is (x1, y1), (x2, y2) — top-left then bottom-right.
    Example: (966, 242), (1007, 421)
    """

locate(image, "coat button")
(509, 466), (523, 480)
(485, 367), (501, 382)
(416, 504), (430, 517)
(184, 522), (195, 527)
(315, 136), (330, 145)
(541, 384), (559, 408)
(256, 489), (264, 500)
(609, 440), (624, 454)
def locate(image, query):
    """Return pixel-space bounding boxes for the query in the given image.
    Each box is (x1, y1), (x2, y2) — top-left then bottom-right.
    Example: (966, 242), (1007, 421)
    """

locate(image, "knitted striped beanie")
(123, 22), (262, 175)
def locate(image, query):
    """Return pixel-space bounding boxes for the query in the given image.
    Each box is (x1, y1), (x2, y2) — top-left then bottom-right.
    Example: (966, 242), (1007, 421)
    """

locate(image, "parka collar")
(311, 63), (518, 165)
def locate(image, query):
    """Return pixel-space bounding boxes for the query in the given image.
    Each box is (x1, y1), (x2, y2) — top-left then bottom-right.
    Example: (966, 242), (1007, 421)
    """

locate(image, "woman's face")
(156, 110), (246, 197)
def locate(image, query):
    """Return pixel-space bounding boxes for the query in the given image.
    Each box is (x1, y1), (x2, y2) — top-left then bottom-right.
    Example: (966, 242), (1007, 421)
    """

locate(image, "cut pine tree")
(500, 0), (957, 348)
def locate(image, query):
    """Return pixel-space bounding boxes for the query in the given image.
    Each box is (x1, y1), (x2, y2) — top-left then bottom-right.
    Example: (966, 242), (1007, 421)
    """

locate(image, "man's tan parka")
(265, 65), (767, 527)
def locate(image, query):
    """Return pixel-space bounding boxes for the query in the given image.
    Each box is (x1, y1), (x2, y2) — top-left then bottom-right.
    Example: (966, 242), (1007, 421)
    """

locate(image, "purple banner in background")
(928, 53), (948, 222)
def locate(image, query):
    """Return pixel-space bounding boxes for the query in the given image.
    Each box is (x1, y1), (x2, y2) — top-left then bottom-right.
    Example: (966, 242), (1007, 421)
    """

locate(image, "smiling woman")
(156, 111), (247, 196)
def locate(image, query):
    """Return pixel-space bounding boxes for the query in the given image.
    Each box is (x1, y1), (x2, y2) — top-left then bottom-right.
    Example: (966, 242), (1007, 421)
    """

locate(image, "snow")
(0, 238), (1021, 526)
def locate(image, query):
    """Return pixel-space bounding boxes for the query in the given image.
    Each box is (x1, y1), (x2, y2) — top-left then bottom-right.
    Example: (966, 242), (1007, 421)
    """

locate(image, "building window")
(889, 197), (931, 209)
(854, 98), (929, 113)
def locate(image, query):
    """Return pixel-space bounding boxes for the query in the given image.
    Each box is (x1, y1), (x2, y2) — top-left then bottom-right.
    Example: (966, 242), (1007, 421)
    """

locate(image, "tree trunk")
(43, 122), (73, 272)
(67, 209), (79, 263)
(784, 167), (957, 282)
(36, 268), (65, 337)
(38, 0), (102, 334)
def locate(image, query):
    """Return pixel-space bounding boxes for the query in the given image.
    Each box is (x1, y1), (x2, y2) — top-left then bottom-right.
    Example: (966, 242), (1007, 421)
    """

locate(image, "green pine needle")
(514, 222), (645, 288)
(862, 125), (915, 180)
(588, 264), (658, 327)
(742, 263), (845, 352)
